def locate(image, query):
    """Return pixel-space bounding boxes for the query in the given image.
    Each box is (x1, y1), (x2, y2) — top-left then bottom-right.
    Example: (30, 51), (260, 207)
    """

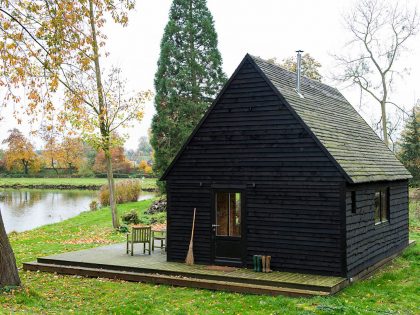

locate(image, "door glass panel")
(216, 192), (229, 236)
(215, 192), (241, 237)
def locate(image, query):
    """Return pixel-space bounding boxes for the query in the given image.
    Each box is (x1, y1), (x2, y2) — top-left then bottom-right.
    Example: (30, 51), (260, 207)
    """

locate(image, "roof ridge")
(247, 54), (335, 91)
(248, 53), (411, 183)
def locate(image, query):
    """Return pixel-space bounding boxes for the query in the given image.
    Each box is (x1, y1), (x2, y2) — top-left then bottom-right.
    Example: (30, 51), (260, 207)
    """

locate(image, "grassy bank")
(0, 196), (419, 314)
(0, 177), (158, 191)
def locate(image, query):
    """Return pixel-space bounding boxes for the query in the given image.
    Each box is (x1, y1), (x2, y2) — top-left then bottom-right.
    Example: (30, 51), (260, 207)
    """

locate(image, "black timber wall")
(165, 60), (347, 276)
(345, 180), (409, 277)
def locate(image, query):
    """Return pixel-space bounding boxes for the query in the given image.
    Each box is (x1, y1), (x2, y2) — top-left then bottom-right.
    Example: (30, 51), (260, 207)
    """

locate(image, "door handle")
(211, 224), (220, 228)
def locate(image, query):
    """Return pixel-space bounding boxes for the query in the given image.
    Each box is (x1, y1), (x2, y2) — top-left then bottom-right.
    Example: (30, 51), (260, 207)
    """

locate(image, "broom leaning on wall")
(185, 208), (197, 265)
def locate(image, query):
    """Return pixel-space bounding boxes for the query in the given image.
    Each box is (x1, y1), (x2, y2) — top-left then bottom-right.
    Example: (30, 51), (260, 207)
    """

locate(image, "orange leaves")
(49, 75), (59, 92)
(139, 160), (153, 175)
(62, 236), (112, 245)
(1, 0), (148, 169)
(28, 90), (40, 101)
(2, 129), (41, 174)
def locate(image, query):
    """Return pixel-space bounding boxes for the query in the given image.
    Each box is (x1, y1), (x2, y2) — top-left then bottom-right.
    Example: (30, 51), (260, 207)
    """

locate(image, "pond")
(0, 189), (156, 233)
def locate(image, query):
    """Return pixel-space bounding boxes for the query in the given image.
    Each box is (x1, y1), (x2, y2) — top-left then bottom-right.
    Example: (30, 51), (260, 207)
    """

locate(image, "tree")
(60, 136), (84, 173)
(1, 1), (151, 229)
(2, 129), (39, 175)
(398, 104), (420, 181)
(0, 130), (23, 288)
(40, 124), (63, 174)
(138, 159), (152, 175)
(334, 0), (419, 147)
(151, 0), (227, 189)
(136, 136), (153, 162)
(93, 146), (131, 174)
(42, 138), (62, 175)
(267, 53), (322, 81)
(0, 149), (5, 172)
(0, 210), (20, 288)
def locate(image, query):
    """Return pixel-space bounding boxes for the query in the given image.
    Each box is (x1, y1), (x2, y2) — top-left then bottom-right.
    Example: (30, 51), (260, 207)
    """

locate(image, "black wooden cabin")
(160, 54), (412, 277)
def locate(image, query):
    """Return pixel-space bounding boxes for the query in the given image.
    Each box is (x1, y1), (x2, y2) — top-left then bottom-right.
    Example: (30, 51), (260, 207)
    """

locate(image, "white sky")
(1, 0), (419, 150)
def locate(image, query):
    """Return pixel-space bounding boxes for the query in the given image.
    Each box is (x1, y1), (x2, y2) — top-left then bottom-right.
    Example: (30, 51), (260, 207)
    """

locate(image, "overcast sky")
(1, 0), (419, 150)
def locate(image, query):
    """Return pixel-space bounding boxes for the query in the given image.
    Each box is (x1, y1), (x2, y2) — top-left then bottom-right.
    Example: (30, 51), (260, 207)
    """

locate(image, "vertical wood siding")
(165, 60), (347, 275)
(345, 181), (409, 277)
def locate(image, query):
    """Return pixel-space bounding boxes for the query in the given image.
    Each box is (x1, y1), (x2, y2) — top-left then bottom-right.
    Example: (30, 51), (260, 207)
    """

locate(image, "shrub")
(78, 163), (95, 178)
(117, 225), (129, 233)
(89, 200), (99, 211)
(99, 179), (141, 206)
(121, 210), (140, 225)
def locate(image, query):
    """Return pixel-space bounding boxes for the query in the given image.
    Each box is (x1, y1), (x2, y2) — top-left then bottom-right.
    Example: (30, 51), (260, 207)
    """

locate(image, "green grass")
(0, 177), (158, 191)
(0, 195), (419, 314)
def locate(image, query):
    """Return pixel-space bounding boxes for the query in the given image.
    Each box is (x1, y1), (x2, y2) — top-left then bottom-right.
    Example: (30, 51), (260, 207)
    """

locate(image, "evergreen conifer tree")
(398, 105), (420, 182)
(151, 0), (227, 188)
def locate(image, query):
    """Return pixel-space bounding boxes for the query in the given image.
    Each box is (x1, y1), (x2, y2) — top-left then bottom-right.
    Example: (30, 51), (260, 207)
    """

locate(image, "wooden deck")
(23, 243), (348, 297)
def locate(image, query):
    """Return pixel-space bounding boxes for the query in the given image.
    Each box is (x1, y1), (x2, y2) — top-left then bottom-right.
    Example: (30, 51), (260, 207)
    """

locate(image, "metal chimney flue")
(296, 50), (304, 96)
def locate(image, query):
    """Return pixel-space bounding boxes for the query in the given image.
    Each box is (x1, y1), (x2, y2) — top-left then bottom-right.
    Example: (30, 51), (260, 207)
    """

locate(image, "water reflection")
(0, 189), (155, 233)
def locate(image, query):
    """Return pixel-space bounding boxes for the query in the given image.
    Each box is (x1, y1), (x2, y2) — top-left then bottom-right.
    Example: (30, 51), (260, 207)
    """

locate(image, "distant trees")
(334, 0), (419, 147)
(136, 136), (153, 162)
(42, 138), (62, 175)
(398, 104), (420, 182)
(1, 0), (151, 229)
(0, 0), (146, 288)
(126, 136), (153, 164)
(2, 129), (41, 175)
(268, 53), (322, 82)
(61, 137), (84, 173)
(93, 147), (132, 174)
(151, 0), (227, 190)
(138, 160), (153, 175)
(0, 129), (155, 177)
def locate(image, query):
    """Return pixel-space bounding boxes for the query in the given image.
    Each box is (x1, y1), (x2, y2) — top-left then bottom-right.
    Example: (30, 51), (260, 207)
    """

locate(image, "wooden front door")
(212, 191), (244, 265)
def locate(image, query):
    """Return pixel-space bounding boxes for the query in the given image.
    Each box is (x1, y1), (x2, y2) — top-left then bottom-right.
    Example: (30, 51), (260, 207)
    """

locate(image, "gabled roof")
(161, 54), (412, 183)
(249, 55), (411, 183)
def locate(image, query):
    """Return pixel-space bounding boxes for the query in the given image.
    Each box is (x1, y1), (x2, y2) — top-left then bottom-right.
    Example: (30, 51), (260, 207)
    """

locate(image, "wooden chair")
(126, 226), (152, 256)
(152, 230), (166, 253)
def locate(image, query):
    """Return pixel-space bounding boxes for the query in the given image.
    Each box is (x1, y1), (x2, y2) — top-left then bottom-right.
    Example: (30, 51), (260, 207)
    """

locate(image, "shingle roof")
(250, 55), (412, 183)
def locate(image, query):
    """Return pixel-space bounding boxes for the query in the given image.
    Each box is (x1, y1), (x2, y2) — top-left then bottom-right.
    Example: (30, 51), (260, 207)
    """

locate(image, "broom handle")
(190, 208), (196, 240)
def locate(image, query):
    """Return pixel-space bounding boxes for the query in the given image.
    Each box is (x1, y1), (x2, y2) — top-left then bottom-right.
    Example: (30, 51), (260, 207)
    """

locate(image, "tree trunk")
(22, 160), (28, 175)
(381, 100), (389, 147)
(51, 158), (58, 175)
(88, 0), (118, 228)
(105, 150), (119, 228)
(0, 209), (21, 288)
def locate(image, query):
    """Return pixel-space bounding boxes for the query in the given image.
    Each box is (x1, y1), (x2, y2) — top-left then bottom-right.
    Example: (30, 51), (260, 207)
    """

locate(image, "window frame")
(374, 187), (390, 225)
(351, 190), (357, 214)
(214, 191), (242, 237)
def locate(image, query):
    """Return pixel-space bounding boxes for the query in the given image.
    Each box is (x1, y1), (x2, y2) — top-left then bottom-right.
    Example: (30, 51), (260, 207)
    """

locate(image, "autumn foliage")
(93, 147), (132, 174)
(139, 160), (153, 175)
(98, 179), (141, 206)
(2, 129), (41, 174)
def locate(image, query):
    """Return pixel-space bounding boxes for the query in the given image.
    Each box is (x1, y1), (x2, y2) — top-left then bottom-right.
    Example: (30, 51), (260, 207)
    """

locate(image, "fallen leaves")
(62, 236), (111, 245)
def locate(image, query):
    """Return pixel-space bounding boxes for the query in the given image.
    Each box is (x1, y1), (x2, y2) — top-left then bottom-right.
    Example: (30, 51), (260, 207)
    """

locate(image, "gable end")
(161, 54), (350, 182)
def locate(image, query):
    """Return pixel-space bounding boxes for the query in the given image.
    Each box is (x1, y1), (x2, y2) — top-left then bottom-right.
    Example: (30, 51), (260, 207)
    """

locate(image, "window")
(215, 192), (241, 237)
(351, 191), (357, 213)
(374, 188), (389, 224)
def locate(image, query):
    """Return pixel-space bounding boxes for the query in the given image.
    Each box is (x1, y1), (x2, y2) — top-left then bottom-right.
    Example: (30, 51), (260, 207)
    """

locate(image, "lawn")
(0, 195), (419, 314)
(0, 177), (158, 191)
